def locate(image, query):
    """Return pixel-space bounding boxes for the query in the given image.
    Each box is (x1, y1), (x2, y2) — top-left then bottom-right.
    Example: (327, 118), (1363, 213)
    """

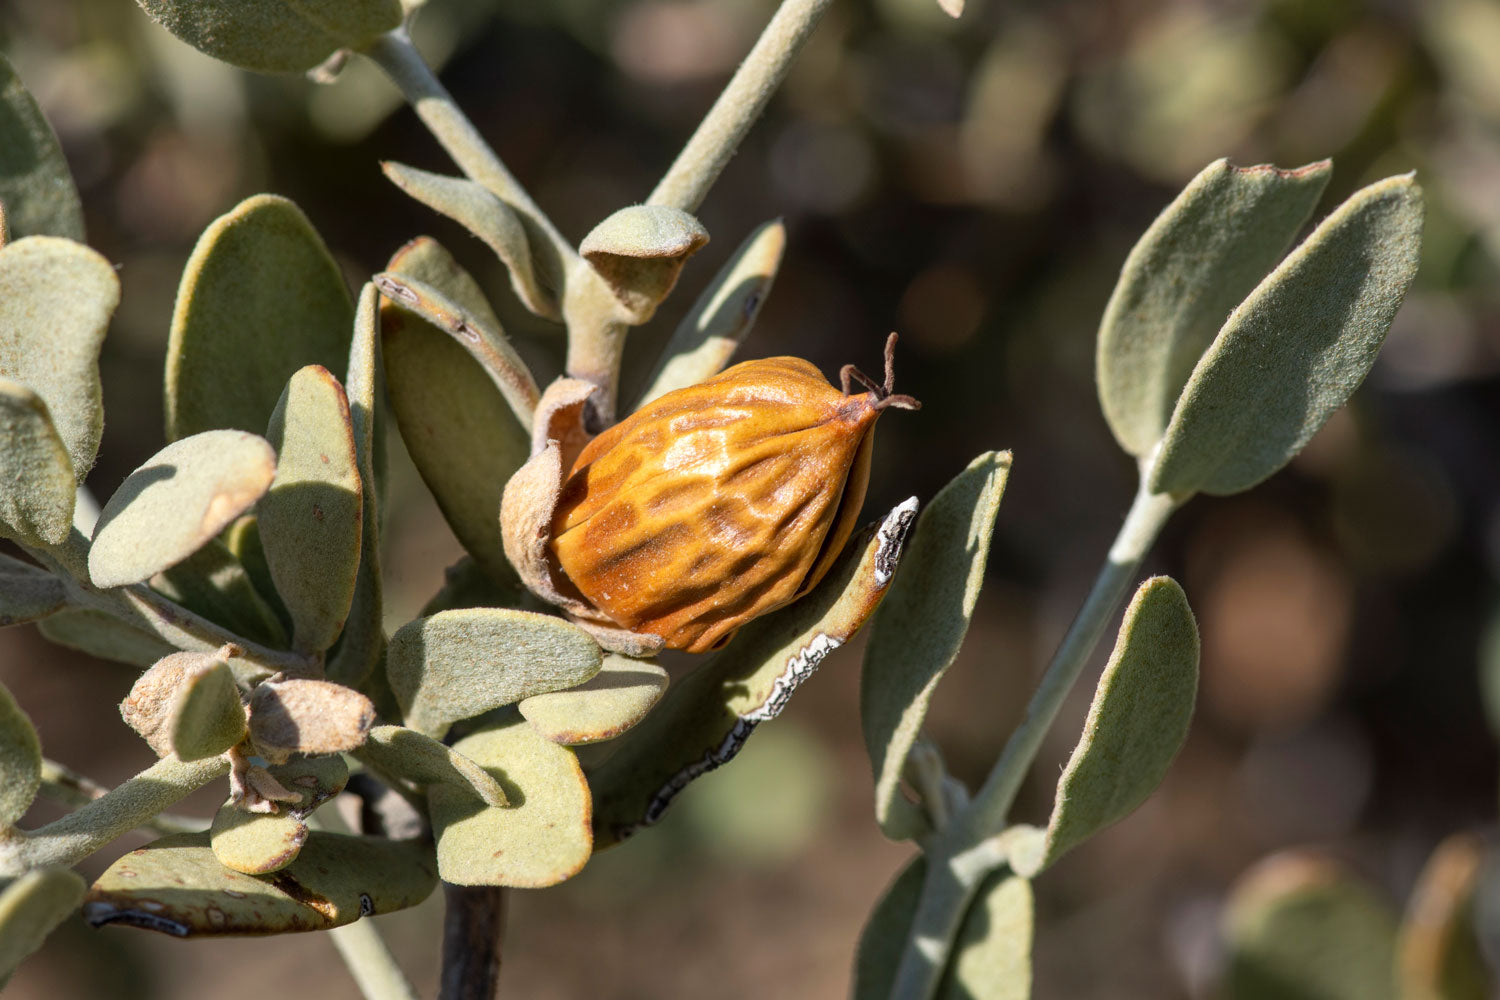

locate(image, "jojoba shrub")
(0, 2), (1479, 999)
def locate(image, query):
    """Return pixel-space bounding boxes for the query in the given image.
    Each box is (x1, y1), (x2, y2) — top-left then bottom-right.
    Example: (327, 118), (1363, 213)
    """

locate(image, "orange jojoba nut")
(549, 334), (918, 653)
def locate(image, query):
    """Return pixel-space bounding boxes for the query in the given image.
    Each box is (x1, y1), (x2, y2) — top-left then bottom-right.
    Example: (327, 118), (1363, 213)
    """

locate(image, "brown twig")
(439, 884), (507, 1000)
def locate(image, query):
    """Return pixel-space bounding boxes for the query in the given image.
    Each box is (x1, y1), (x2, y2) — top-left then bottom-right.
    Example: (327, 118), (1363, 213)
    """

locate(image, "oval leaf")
(1098, 159), (1332, 456)
(429, 713), (592, 887)
(84, 829), (436, 935)
(38, 609), (176, 667)
(136, 0), (402, 74)
(0, 54), (83, 241)
(121, 646), (238, 757)
(170, 659), (246, 761)
(0, 677), (41, 826)
(264, 753), (349, 814)
(152, 538), (289, 649)
(1149, 174), (1424, 496)
(0, 379), (76, 548)
(589, 498), (919, 847)
(863, 452), (1010, 841)
(1015, 576), (1198, 876)
(519, 654), (669, 745)
(0, 237), (118, 478)
(89, 430), (276, 589)
(248, 678), (374, 764)
(209, 804), (308, 875)
(853, 857), (927, 1000)
(358, 724), (507, 807)
(387, 607), (602, 738)
(261, 365), (363, 654)
(381, 237), (529, 586)
(165, 195), (354, 442)
(0, 553), (67, 627)
(637, 219), (786, 406)
(937, 870), (1034, 1000)
(382, 162), (559, 319)
(0, 868), (85, 987)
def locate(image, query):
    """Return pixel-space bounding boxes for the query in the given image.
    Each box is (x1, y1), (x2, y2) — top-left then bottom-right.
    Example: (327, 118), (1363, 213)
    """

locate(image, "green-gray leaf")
(1097, 159), (1331, 456)
(387, 607), (602, 738)
(429, 712), (592, 887)
(1149, 174), (1424, 496)
(152, 539), (289, 648)
(938, 870), (1034, 1000)
(863, 452), (1010, 841)
(1013, 576), (1198, 876)
(38, 609), (176, 668)
(382, 162), (560, 320)
(518, 654), (668, 745)
(358, 724), (507, 807)
(0, 868), (85, 988)
(170, 659), (246, 761)
(0, 553), (66, 627)
(84, 830), (436, 934)
(0, 54), (84, 241)
(0, 677), (41, 826)
(0, 379), (76, 548)
(261, 365), (363, 654)
(381, 237), (529, 586)
(89, 430), (277, 590)
(637, 219), (786, 406)
(580, 204), (709, 324)
(853, 856), (927, 1000)
(0, 237), (118, 478)
(165, 194), (354, 442)
(136, 0), (402, 74)
(1224, 852), (1397, 1000)
(209, 804), (307, 875)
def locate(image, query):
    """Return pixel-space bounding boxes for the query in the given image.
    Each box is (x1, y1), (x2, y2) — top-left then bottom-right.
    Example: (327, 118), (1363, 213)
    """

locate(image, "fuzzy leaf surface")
(209, 805), (307, 875)
(84, 830), (436, 935)
(0, 868), (85, 988)
(0, 553), (66, 626)
(152, 539), (288, 649)
(519, 654), (668, 745)
(938, 870), (1034, 1000)
(1098, 159), (1331, 456)
(0, 237), (118, 478)
(853, 856), (926, 1000)
(38, 610), (176, 667)
(429, 712), (592, 887)
(863, 452), (1010, 840)
(0, 54), (84, 241)
(261, 365), (362, 654)
(170, 659), (246, 761)
(165, 195), (353, 441)
(382, 237), (528, 585)
(89, 430), (276, 589)
(359, 724), (507, 807)
(1150, 175), (1423, 496)
(0, 677), (41, 826)
(136, 0), (402, 73)
(0, 379), (75, 547)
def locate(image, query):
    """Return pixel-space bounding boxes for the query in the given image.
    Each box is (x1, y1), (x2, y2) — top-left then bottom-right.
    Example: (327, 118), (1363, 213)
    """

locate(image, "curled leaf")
(579, 205), (709, 324)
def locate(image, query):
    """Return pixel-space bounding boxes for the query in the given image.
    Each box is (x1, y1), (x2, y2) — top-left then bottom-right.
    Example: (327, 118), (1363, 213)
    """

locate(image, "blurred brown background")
(3, 0), (1500, 996)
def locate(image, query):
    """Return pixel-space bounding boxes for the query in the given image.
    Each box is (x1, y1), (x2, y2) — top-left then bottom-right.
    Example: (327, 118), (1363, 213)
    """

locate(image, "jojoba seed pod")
(549, 335), (917, 652)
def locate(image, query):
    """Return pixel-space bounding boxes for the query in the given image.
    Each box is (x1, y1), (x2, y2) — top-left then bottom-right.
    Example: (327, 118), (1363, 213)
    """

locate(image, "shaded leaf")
(1397, 833), (1489, 1000)
(589, 498), (919, 847)
(136, 0), (402, 74)
(387, 607), (601, 738)
(1097, 159), (1331, 456)
(209, 804), (307, 875)
(261, 365), (363, 654)
(1224, 851), (1397, 1000)
(1150, 175), (1424, 496)
(38, 609), (176, 667)
(84, 830), (436, 935)
(853, 856), (926, 1000)
(359, 724), (507, 807)
(0, 553), (66, 626)
(381, 237), (529, 585)
(165, 194), (353, 441)
(248, 678), (374, 764)
(429, 712), (592, 887)
(0, 677), (41, 826)
(637, 218), (786, 405)
(89, 430), (276, 589)
(1013, 576), (1198, 876)
(0, 237), (117, 478)
(0, 54), (84, 241)
(152, 538), (289, 648)
(863, 452), (1010, 840)
(0, 868), (85, 988)
(223, 516), (293, 639)
(170, 658), (246, 761)
(0, 379), (74, 547)
(938, 870), (1034, 1000)
(382, 162), (559, 319)
(580, 204), (709, 323)
(519, 654), (669, 745)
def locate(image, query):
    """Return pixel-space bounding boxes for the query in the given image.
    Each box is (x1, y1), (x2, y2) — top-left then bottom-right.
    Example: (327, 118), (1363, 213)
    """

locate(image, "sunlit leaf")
(209, 804), (307, 875)
(170, 658), (246, 761)
(579, 204), (709, 323)
(358, 724), (507, 807)
(938, 870), (1034, 1000)
(519, 654), (668, 745)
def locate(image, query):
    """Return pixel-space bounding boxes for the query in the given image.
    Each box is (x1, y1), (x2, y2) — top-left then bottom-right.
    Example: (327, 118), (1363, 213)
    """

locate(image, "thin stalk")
(885, 478), (1180, 1000)
(39, 758), (205, 835)
(329, 917), (421, 1000)
(439, 884), (506, 1000)
(648, 0), (835, 212)
(0, 755), (228, 876)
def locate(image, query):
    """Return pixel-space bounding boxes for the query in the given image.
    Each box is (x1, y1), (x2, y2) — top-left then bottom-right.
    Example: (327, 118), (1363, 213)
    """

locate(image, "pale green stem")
(886, 478), (1180, 1000)
(363, 29), (576, 282)
(38, 758), (205, 836)
(330, 921), (420, 1000)
(648, 0), (835, 212)
(0, 755), (227, 876)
